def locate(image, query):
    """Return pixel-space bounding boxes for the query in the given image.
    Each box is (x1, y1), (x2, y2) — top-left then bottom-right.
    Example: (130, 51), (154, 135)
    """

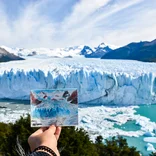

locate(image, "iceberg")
(146, 143), (155, 151)
(144, 137), (156, 143)
(143, 131), (155, 137)
(0, 58), (156, 105)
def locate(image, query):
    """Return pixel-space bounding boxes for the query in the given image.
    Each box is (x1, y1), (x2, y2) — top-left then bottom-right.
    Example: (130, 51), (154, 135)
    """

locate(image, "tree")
(101, 136), (140, 156)
(0, 115), (37, 156)
(95, 135), (103, 144)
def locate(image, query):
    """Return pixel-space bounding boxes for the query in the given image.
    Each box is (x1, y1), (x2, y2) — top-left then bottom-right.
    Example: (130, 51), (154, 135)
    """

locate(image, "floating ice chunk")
(146, 143), (155, 151)
(81, 116), (91, 123)
(144, 137), (156, 143)
(143, 132), (155, 137)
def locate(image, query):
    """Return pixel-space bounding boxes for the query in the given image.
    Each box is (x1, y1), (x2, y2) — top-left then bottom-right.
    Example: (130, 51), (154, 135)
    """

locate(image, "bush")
(0, 115), (141, 156)
(0, 115), (37, 156)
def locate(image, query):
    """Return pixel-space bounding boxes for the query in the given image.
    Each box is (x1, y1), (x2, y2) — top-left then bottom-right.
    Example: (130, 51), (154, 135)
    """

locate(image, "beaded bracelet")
(33, 146), (57, 156)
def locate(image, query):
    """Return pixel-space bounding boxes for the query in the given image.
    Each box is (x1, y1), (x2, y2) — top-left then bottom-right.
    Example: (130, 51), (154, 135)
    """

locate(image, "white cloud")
(0, 0), (56, 47)
(0, 0), (155, 48)
(62, 0), (110, 29)
(101, 2), (156, 46)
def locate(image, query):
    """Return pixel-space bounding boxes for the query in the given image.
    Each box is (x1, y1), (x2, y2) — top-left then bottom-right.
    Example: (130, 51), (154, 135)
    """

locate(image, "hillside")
(101, 39), (156, 62)
(0, 47), (24, 62)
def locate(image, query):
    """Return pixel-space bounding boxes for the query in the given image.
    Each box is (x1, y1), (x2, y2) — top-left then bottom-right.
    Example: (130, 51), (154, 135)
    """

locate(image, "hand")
(28, 125), (61, 156)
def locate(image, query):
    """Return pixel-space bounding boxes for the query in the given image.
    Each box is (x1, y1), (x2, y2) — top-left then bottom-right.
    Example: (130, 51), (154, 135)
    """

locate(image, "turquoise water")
(125, 136), (156, 156)
(135, 104), (156, 122)
(114, 120), (141, 131)
(124, 104), (156, 155)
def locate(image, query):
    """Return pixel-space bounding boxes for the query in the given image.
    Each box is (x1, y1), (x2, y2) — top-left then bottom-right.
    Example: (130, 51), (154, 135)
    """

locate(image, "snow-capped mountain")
(81, 43), (112, 58)
(0, 45), (84, 58)
(0, 43), (113, 59)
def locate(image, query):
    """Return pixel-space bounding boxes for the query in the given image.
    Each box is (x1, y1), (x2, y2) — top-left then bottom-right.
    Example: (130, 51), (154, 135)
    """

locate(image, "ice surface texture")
(0, 58), (156, 105)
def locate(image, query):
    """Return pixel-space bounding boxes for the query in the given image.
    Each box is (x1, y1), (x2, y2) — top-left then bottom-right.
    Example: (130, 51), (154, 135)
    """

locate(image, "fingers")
(31, 125), (61, 141)
(47, 125), (57, 134)
(55, 126), (62, 140)
(31, 127), (48, 136)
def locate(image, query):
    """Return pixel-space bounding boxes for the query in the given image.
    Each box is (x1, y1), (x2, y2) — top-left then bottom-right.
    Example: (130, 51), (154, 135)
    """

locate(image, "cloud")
(0, 0), (156, 48)
(101, 0), (156, 46)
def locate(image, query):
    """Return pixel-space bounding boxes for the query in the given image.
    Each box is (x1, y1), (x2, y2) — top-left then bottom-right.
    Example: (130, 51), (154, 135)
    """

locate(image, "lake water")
(0, 100), (156, 155)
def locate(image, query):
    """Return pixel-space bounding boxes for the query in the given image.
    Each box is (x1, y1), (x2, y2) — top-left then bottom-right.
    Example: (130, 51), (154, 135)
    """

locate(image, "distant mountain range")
(0, 43), (114, 59)
(0, 47), (24, 62)
(101, 39), (156, 62)
(1, 39), (156, 62)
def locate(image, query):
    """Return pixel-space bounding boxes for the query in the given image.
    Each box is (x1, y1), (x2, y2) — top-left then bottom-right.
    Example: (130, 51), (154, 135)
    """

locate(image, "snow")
(98, 43), (107, 48)
(85, 49), (92, 55)
(94, 42), (118, 50)
(0, 45), (85, 58)
(0, 58), (156, 104)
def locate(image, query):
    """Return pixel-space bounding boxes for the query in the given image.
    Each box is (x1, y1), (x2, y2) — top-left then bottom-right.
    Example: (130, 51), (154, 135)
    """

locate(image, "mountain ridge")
(0, 43), (113, 59)
(101, 39), (156, 62)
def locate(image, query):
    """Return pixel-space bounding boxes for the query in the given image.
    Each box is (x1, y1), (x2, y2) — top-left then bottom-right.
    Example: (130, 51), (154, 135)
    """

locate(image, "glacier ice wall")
(0, 58), (156, 105)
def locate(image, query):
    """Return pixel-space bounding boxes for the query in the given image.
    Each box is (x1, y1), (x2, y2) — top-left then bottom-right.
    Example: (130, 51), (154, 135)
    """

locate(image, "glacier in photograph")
(0, 57), (156, 105)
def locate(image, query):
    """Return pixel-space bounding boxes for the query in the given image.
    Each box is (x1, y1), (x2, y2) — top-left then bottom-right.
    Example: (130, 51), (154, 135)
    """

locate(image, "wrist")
(35, 150), (52, 156)
(33, 146), (58, 156)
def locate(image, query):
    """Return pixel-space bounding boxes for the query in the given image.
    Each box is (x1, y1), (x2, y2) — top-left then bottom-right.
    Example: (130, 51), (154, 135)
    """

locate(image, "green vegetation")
(0, 115), (141, 156)
(150, 152), (156, 156)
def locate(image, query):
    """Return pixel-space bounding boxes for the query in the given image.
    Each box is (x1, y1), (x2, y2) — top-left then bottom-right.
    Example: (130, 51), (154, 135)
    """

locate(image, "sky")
(0, 0), (156, 48)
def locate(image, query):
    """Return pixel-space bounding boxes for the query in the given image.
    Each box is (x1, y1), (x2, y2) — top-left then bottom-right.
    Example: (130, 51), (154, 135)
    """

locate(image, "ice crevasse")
(0, 58), (156, 105)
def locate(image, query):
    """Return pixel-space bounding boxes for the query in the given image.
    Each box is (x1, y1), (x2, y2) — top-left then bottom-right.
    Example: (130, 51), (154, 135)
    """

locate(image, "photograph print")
(30, 88), (78, 127)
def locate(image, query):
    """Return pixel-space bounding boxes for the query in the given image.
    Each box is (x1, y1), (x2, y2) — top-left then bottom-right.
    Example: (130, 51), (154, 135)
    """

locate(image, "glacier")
(0, 57), (156, 105)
